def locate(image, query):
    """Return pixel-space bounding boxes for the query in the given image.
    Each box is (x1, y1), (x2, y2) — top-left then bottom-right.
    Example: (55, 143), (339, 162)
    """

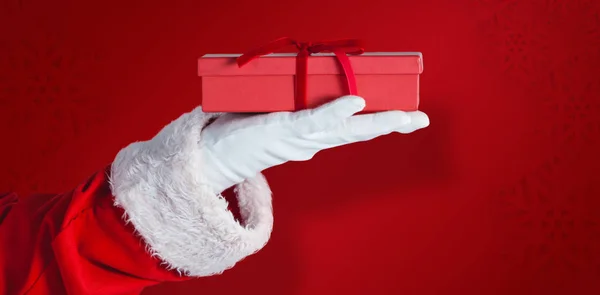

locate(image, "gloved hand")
(110, 94), (429, 277)
(201, 95), (430, 194)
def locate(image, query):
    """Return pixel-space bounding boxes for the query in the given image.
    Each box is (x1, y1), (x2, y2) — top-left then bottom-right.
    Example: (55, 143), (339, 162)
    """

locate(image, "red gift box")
(197, 39), (423, 113)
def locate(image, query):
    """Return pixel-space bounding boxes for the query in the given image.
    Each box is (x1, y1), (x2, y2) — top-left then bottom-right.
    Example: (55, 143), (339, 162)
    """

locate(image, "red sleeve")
(0, 106), (274, 295)
(0, 167), (187, 295)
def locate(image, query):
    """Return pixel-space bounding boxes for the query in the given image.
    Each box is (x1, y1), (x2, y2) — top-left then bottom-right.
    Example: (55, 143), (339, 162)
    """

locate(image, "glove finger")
(292, 95), (366, 134)
(342, 110), (429, 137)
(311, 110), (429, 147)
(340, 110), (412, 139)
(394, 111), (430, 134)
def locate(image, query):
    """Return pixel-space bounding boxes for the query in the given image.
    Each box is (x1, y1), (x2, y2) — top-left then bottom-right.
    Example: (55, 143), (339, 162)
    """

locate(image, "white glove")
(201, 95), (430, 194)
(110, 94), (429, 277)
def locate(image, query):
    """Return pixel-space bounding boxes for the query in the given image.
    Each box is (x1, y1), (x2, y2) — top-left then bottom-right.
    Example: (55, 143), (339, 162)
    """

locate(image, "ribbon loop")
(237, 37), (364, 110)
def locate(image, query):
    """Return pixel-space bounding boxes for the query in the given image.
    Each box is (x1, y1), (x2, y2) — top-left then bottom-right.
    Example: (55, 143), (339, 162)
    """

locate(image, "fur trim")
(109, 107), (274, 277)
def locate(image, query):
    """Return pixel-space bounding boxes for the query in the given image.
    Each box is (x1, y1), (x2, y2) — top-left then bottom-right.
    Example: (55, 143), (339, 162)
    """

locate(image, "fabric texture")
(110, 106), (274, 277)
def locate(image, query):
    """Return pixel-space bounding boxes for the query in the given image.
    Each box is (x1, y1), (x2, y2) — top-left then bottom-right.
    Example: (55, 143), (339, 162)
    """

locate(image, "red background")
(1, 0), (599, 294)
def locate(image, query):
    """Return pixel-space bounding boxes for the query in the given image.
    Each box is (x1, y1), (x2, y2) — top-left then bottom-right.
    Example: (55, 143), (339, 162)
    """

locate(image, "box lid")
(198, 52), (423, 76)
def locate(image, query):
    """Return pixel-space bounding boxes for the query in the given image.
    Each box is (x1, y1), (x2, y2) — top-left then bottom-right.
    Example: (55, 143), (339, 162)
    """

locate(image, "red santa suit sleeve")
(0, 107), (274, 295)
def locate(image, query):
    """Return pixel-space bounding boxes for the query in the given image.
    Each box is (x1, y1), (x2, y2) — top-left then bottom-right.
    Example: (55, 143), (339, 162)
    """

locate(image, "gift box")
(197, 38), (423, 113)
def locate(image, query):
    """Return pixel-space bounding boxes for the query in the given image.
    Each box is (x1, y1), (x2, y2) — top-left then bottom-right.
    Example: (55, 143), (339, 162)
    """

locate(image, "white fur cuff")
(108, 107), (274, 277)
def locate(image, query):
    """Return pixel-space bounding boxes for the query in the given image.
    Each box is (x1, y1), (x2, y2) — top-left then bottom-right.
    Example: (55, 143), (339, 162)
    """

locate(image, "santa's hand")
(110, 95), (429, 277)
(201, 95), (430, 194)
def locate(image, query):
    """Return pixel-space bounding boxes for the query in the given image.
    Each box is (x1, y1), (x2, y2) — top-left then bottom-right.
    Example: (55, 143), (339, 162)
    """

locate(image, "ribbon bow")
(237, 37), (365, 110)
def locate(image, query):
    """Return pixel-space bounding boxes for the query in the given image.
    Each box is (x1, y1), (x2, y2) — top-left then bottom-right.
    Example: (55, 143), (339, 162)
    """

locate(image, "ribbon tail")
(237, 37), (296, 67)
(333, 50), (358, 95)
(295, 50), (310, 110)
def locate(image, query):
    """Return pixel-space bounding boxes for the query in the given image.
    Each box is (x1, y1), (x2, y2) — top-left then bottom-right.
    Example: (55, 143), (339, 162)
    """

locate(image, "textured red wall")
(1, 0), (599, 294)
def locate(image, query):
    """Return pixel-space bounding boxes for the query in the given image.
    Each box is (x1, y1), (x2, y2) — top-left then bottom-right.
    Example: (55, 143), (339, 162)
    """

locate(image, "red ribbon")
(237, 37), (365, 110)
